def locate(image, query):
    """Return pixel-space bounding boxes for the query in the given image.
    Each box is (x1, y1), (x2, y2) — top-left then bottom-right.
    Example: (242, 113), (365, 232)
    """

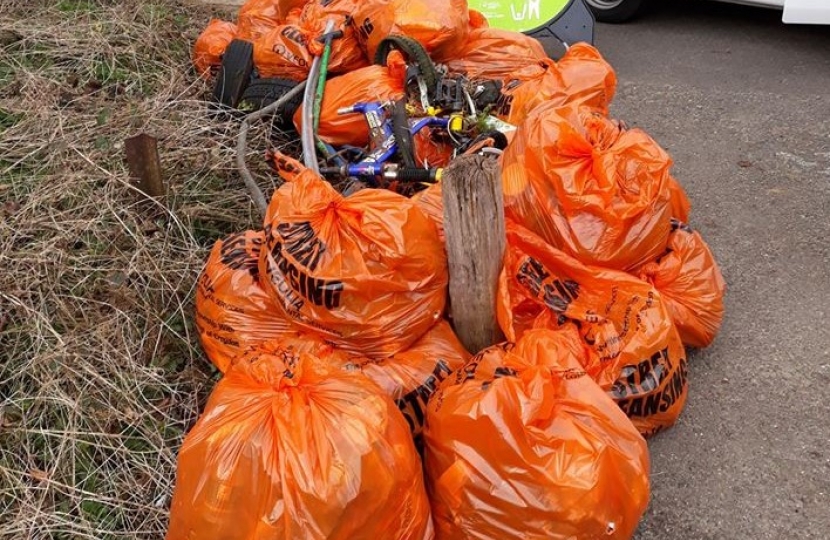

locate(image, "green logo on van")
(467, 0), (571, 32)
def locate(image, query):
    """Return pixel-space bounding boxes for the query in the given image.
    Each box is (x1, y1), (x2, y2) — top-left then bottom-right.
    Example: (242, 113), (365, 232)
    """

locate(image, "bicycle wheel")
(373, 35), (438, 100)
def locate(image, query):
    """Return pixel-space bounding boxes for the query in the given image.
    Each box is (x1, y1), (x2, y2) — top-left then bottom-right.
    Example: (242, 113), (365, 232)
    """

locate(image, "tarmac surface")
(594, 2), (830, 538)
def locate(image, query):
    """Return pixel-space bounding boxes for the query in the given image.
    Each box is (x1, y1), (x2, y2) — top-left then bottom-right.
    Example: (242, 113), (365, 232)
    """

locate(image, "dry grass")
(0, 1), (291, 537)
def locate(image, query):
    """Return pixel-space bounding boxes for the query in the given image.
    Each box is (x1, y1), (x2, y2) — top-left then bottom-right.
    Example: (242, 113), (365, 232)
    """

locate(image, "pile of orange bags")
(195, 224), (467, 438)
(192, 0), (368, 80)
(490, 56), (725, 441)
(178, 153), (468, 538)
(499, 100), (725, 357)
(178, 4), (728, 539)
(191, 0), (617, 122)
(194, 150), (462, 390)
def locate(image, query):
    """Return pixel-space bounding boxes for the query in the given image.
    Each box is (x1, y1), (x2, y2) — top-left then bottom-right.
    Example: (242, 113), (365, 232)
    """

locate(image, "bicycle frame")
(326, 102), (450, 182)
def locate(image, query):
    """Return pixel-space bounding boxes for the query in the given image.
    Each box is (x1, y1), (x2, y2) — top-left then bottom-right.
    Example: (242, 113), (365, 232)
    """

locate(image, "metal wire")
(237, 81), (307, 216)
(301, 19), (336, 174)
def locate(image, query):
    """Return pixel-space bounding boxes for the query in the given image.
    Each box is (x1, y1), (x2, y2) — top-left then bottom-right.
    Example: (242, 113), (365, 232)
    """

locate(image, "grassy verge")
(0, 1), (286, 537)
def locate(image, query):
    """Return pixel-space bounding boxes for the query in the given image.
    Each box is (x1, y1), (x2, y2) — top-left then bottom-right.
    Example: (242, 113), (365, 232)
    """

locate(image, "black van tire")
(585, 0), (645, 23)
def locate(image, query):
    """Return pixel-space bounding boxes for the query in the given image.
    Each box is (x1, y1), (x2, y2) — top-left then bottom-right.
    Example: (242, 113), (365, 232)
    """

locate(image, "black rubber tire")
(238, 78), (303, 126)
(373, 35), (438, 99)
(392, 99), (416, 168)
(585, 0), (645, 23)
(213, 39), (254, 108)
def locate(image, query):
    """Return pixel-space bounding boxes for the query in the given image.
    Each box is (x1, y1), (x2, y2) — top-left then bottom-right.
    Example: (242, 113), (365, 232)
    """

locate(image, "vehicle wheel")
(238, 78), (303, 126)
(213, 39), (254, 108)
(392, 99), (416, 168)
(585, 0), (644, 23)
(373, 35), (438, 99)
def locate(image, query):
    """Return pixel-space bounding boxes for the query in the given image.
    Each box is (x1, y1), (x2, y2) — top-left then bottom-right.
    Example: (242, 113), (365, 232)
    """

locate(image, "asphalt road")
(593, 2), (830, 538)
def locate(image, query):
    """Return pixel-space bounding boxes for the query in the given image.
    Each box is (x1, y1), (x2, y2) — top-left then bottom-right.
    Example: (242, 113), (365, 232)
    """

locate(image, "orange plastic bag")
(348, 320), (468, 439)
(412, 182), (444, 243)
(498, 222), (689, 436)
(501, 103), (674, 270)
(253, 2), (368, 80)
(253, 24), (312, 80)
(667, 175), (692, 222)
(414, 129), (454, 168)
(236, 0), (296, 41)
(441, 28), (547, 81)
(497, 61), (568, 126)
(633, 220), (726, 348)
(467, 8), (488, 30)
(166, 339), (433, 540)
(353, 0), (469, 59)
(294, 64), (405, 147)
(259, 154), (447, 359)
(425, 328), (651, 539)
(297, 2), (368, 74)
(195, 231), (294, 373)
(192, 20), (237, 77)
(556, 42), (617, 115)
(498, 44), (616, 125)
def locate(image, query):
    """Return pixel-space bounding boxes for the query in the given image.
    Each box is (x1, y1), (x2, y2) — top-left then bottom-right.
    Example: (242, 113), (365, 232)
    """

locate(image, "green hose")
(312, 18), (346, 164)
(301, 18), (335, 173)
(313, 24), (334, 142)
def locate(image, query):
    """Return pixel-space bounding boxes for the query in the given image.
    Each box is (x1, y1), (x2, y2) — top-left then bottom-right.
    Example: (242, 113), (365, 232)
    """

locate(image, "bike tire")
(373, 35), (438, 99)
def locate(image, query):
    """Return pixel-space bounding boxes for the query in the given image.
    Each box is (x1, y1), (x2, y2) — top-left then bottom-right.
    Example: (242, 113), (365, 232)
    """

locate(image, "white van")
(585, 0), (830, 24)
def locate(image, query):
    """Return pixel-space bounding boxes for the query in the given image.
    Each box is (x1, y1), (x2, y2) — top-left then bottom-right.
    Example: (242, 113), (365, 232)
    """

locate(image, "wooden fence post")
(124, 133), (166, 202)
(441, 154), (506, 354)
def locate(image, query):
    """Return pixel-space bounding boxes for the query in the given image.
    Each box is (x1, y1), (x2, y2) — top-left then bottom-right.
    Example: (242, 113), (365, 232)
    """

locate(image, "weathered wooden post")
(124, 133), (166, 202)
(441, 154), (506, 353)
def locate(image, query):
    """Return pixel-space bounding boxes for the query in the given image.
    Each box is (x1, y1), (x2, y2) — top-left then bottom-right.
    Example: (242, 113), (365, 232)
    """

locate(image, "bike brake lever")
(405, 64), (431, 110)
(416, 77), (430, 110)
